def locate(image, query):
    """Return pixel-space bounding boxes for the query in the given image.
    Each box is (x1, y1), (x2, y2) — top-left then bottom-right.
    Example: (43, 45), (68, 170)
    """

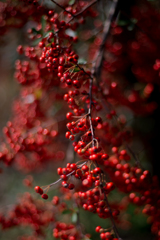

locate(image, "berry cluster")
(53, 222), (81, 240)
(0, 0), (46, 36)
(0, 193), (54, 238)
(0, 0), (160, 240)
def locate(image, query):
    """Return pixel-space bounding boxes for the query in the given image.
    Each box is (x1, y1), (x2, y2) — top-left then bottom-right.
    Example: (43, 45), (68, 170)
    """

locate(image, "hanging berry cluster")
(0, 0), (160, 240)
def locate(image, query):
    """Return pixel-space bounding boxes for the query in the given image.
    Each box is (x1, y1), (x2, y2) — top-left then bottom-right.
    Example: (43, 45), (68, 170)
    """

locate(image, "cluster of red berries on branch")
(0, 192), (55, 239)
(0, 0), (160, 240)
(0, 0), (47, 36)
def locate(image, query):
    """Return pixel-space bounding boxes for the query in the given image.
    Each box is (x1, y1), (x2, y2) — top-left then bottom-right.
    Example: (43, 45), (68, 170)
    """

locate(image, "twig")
(73, 0), (97, 18)
(50, 0), (74, 16)
(126, 144), (143, 169)
(68, 0), (98, 23)
(86, 0), (119, 143)
(93, 0), (119, 82)
(49, 161), (87, 187)
(95, 160), (122, 240)
(85, 1), (122, 238)
(51, 0), (98, 22)
(102, 190), (122, 240)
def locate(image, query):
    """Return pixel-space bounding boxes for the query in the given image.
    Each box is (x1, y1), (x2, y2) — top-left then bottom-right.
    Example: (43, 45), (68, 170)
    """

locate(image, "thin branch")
(93, 0), (119, 82)
(84, 1), (122, 238)
(126, 144), (143, 169)
(49, 161), (87, 187)
(51, 0), (98, 23)
(75, 66), (122, 238)
(103, 191), (122, 240)
(95, 161), (122, 240)
(68, 0), (98, 23)
(73, 0), (98, 18)
(50, 0), (74, 16)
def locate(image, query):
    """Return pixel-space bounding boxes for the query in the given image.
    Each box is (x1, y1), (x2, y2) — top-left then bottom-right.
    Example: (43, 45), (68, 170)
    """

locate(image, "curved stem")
(50, 0), (74, 16)
(49, 161), (87, 187)
(93, 0), (119, 83)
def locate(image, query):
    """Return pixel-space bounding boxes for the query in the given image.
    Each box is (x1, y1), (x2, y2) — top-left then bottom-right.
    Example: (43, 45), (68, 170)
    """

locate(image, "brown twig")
(67, 0), (98, 24)
(102, 188), (122, 240)
(93, 0), (119, 82)
(94, 159), (122, 239)
(54, 0), (98, 35)
(49, 161), (87, 187)
(72, 0), (98, 18)
(126, 144), (143, 169)
(86, 0), (122, 238)
(76, 67), (122, 239)
(50, 0), (74, 16)
(51, 0), (98, 22)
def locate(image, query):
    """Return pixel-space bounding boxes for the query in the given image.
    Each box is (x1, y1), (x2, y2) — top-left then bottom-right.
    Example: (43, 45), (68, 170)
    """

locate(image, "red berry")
(34, 186), (43, 195)
(101, 153), (109, 160)
(100, 232), (106, 240)
(69, 135), (75, 141)
(89, 154), (99, 161)
(93, 167), (101, 174)
(95, 226), (102, 233)
(65, 131), (71, 139)
(106, 182), (115, 191)
(59, 57), (65, 65)
(68, 183), (75, 190)
(41, 194), (48, 199)
(57, 167), (63, 175)
(66, 112), (73, 120)
(62, 181), (68, 188)
(52, 196), (59, 205)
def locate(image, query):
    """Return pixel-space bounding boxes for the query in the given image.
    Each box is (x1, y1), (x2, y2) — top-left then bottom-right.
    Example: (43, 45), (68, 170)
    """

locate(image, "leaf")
(62, 209), (73, 214)
(43, 31), (54, 38)
(73, 207), (79, 212)
(131, 18), (138, 24)
(34, 89), (42, 99)
(78, 58), (87, 64)
(71, 212), (77, 223)
(32, 28), (40, 34)
(81, 238), (93, 240)
(41, 16), (46, 32)
(46, 43), (52, 47)
(73, 67), (80, 72)
(69, 66), (80, 73)
(32, 38), (42, 46)
(127, 23), (135, 31)
(69, 0), (75, 5)
(118, 20), (129, 26)
(65, 29), (77, 37)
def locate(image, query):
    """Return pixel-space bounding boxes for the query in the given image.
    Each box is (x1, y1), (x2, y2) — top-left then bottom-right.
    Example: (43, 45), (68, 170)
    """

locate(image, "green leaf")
(74, 67), (80, 72)
(71, 212), (77, 223)
(118, 20), (129, 26)
(131, 18), (138, 24)
(41, 16), (46, 32)
(32, 28), (41, 34)
(62, 209), (73, 214)
(78, 58), (87, 64)
(73, 207), (79, 212)
(32, 38), (42, 46)
(43, 31), (54, 38)
(65, 29), (77, 37)
(69, 0), (75, 5)
(69, 66), (80, 73)
(34, 89), (42, 99)
(127, 23), (135, 31)
(81, 238), (93, 240)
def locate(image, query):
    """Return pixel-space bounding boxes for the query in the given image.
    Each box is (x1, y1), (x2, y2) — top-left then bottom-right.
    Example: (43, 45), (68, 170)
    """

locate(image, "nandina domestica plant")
(0, 0), (160, 239)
